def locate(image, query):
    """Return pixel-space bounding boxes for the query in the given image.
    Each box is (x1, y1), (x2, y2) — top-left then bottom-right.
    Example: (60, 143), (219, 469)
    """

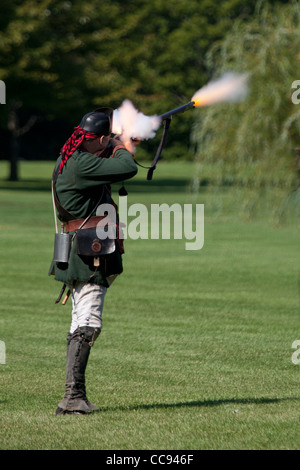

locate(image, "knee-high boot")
(56, 326), (101, 415)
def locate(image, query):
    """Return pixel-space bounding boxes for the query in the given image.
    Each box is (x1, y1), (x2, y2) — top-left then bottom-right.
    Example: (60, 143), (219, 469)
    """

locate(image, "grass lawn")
(0, 159), (299, 450)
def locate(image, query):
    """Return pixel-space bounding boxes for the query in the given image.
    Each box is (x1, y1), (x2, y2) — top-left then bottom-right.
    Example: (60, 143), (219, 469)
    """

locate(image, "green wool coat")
(48, 147), (138, 287)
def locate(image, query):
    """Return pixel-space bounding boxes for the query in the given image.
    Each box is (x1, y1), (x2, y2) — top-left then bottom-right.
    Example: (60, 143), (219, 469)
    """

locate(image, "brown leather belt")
(63, 216), (107, 233)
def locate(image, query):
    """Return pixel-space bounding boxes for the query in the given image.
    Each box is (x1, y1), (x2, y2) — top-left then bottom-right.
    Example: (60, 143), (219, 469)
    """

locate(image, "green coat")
(49, 147), (138, 287)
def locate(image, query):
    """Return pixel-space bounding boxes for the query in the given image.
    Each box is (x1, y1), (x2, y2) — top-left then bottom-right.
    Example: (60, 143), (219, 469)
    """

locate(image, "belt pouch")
(76, 227), (116, 256)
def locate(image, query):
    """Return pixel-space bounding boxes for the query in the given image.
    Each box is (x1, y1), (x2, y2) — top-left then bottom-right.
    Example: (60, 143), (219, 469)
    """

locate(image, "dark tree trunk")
(8, 103), (21, 181)
(7, 101), (37, 181)
(9, 132), (20, 181)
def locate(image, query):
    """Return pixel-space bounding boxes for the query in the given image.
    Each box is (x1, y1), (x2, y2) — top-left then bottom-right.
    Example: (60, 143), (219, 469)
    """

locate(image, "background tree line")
(0, 0), (296, 183)
(192, 0), (300, 219)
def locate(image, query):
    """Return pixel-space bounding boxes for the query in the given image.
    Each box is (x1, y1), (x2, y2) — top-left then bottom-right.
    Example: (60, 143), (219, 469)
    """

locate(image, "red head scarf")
(59, 126), (100, 173)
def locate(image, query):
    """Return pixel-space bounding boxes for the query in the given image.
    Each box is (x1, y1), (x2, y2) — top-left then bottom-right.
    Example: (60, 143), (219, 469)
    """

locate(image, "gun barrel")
(159, 101), (195, 120)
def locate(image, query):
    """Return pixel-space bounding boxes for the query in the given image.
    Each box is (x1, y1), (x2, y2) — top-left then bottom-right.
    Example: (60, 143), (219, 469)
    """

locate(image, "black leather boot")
(56, 326), (101, 415)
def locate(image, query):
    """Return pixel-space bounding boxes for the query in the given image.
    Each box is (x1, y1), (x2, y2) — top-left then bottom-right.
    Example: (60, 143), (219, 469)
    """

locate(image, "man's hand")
(110, 136), (124, 148)
(123, 138), (141, 155)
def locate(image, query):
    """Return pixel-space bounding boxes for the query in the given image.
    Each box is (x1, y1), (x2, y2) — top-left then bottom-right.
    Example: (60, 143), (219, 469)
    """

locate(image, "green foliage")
(0, 0), (259, 158)
(192, 1), (300, 194)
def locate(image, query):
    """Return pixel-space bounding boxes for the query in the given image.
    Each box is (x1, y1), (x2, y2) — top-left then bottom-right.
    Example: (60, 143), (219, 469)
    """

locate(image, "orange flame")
(192, 72), (249, 108)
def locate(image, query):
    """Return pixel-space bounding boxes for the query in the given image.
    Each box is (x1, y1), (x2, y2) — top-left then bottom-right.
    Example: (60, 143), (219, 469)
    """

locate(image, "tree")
(0, 0), (94, 179)
(191, 0), (300, 218)
(0, 0), (273, 179)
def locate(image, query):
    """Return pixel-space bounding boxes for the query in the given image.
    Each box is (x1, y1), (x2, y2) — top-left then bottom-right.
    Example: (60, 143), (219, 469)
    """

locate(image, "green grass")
(0, 160), (299, 450)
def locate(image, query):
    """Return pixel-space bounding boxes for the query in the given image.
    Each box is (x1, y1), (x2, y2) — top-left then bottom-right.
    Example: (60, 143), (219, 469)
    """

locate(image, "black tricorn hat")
(79, 107), (113, 135)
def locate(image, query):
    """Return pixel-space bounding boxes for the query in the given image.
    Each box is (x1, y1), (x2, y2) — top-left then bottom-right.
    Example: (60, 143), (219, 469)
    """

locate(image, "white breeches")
(69, 282), (107, 334)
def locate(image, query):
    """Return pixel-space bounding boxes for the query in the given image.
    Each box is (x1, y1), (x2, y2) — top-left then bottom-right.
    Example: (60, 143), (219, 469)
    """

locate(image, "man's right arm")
(76, 148), (138, 188)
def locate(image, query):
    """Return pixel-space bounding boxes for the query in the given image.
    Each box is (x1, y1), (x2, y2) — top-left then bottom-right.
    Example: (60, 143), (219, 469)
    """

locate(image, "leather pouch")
(75, 227), (116, 257)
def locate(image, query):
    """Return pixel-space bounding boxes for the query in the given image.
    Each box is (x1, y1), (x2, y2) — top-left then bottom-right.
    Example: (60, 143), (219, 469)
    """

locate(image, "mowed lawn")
(0, 160), (299, 450)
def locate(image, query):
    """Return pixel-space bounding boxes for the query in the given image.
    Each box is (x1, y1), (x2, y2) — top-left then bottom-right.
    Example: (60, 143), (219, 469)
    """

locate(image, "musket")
(158, 101), (195, 120)
(147, 101), (196, 180)
(146, 72), (248, 179)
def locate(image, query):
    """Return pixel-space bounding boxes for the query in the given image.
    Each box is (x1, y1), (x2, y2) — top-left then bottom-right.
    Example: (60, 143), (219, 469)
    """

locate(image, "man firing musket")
(49, 71), (248, 415)
(50, 108), (138, 415)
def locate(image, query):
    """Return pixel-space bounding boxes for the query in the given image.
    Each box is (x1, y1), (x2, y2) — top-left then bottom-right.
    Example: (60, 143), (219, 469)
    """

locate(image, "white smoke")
(192, 72), (249, 106)
(112, 72), (248, 147)
(112, 99), (161, 142)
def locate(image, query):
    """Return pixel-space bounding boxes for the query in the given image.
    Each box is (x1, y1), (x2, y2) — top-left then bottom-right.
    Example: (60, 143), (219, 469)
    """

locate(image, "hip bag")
(63, 216), (116, 258)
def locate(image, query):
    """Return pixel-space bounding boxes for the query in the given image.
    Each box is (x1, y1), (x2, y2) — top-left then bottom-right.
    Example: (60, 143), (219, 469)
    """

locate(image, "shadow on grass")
(0, 179), (51, 192)
(0, 177), (193, 194)
(100, 396), (299, 413)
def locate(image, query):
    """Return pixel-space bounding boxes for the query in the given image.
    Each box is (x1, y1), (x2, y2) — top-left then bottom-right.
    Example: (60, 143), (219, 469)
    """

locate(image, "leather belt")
(63, 216), (107, 233)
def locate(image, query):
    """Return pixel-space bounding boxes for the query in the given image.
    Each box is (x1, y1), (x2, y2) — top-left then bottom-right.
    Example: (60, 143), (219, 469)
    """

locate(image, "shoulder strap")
(52, 163), (106, 225)
(52, 165), (76, 221)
